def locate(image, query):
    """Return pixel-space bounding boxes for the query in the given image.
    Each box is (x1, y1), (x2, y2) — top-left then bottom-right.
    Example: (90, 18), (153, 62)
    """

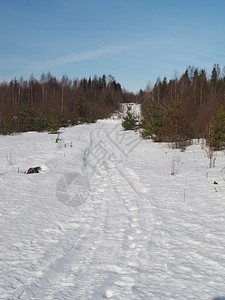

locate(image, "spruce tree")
(48, 113), (61, 134)
(122, 104), (138, 130)
(34, 108), (48, 132)
(162, 99), (190, 147)
(141, 101), (164, 141)
(18, 103), (33, 132)
(208, 105), (225, 150)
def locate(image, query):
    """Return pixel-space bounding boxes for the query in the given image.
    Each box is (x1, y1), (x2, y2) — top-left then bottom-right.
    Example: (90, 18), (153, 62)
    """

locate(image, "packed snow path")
(8, 122), (155, 300)
(1, 113), (225, 299)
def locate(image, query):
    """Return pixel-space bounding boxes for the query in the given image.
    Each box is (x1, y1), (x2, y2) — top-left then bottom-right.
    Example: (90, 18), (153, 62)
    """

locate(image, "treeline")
(0, 73), (128, 134)
(140, 64), (225, 150)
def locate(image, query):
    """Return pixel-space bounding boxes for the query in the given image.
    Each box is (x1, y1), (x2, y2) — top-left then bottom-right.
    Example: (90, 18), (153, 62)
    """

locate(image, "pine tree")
(48, 113), (61, 134)
(122, 104), (138, 130)
(162, 99), (190, 144)
(34, 108), (48, 132)
(211, 64), (220, 89)
(141, 101), (164, 141)
(208, 105), (225, 150)
(18, 103), (33, 132)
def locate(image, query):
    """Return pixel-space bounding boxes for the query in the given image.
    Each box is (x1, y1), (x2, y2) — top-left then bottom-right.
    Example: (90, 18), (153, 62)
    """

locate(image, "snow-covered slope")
(1, 113), (225, 299)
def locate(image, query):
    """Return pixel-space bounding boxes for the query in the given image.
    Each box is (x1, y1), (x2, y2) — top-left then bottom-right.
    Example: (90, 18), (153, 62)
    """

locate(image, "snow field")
(0, 112), (225, 299)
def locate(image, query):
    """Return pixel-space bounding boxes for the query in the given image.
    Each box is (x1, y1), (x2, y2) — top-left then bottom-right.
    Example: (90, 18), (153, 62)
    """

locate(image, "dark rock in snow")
(27, 167), (41, 174)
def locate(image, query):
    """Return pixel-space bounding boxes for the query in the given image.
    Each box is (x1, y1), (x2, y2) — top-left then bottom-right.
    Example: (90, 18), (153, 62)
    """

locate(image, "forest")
(140, 64), (225, 150)
(0, 73), (131, 134)
(1, 64), (225, 150)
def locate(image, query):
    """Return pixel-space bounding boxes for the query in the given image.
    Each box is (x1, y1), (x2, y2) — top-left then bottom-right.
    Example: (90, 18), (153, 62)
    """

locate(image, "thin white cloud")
(40, 44), (137, 69)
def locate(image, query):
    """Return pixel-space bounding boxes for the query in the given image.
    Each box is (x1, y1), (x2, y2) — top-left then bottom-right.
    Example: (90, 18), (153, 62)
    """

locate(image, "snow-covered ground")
(1, 107), (225, 300)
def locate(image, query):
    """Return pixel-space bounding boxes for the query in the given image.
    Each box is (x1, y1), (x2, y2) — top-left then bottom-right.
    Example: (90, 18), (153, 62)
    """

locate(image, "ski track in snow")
(1, 107), (225, 299)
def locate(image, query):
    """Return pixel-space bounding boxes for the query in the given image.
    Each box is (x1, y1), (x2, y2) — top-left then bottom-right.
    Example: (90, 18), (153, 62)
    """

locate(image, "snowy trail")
(1, 111), (225, 299)
(81, 123), (156, 299)
(4, 121), (155, 300)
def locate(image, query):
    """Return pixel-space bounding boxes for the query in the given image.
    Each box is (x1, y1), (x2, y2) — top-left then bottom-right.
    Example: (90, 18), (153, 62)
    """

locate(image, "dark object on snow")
(27, 167), (41, 174)
(213, 181), (218, 184)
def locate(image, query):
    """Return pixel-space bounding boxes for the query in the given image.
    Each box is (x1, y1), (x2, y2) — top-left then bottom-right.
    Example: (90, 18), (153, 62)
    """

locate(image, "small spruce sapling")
(122, 104), (138, 130)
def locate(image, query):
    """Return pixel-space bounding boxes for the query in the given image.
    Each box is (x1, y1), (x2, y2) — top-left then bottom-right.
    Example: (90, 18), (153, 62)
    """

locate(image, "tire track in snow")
(10, 121), (156, 300)
(16, 123), (131, 299)
(83, 123), (157, 299)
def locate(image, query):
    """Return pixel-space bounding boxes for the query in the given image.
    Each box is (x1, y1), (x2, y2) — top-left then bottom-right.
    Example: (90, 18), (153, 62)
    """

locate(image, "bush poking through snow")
(171, 155), (181, 176)
(205, 145), (216, 168)
(55, 134), (61, 143)
(7, 152), (16, 166)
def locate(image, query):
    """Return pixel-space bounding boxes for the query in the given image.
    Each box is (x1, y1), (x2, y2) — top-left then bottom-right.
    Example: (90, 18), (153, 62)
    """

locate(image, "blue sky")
(1, 0), (225, 92)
